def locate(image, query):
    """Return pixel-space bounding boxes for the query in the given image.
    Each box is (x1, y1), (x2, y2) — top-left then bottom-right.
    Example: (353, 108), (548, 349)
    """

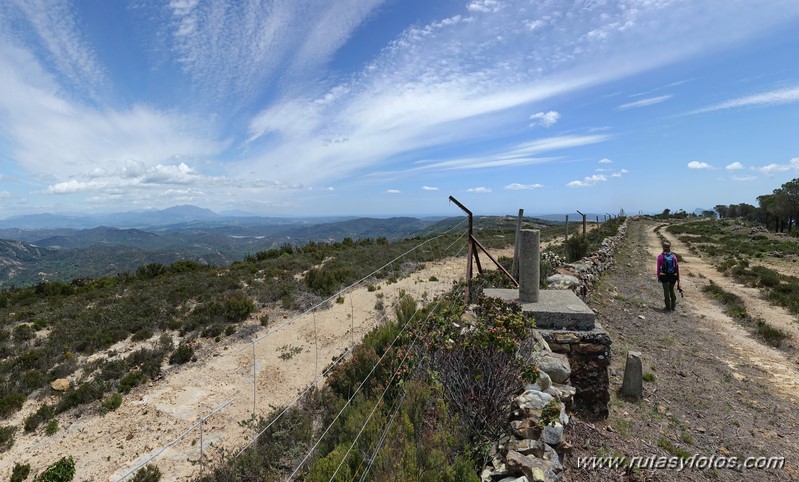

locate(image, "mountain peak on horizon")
(157, 205), (219, 218)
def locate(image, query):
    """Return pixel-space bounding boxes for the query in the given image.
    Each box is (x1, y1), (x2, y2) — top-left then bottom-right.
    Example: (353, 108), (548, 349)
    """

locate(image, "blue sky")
(1, 0), (798, 218)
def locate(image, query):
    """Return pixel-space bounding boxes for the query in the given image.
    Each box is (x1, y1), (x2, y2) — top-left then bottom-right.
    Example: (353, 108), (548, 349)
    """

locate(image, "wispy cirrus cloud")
(617, 95), (672, 110)
(466, 187), (492, 193)
(166, 0), (385, 108)
(405, 135), (608, 173)
(386, 189), (401, 194)
(239, 0), (799, 190)
(726, 162), (744, 170)
(3, 0), (107, 97)
(689, 86), (799, 114)
(421, 186), (439, 191)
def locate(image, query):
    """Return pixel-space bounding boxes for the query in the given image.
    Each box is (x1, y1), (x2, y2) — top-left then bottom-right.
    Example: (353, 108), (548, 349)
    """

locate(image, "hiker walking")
(657, 241), (680, 311)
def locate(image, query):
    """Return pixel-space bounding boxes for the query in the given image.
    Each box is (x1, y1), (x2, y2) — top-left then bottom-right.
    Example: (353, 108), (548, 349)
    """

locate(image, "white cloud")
(529, 110), (560, 127)
(617, 95), (672, 110)
(3, 0), (799, 213)
(404, 135), (609, 173)
(386, 189), (401, 194)
(731, 175), (757, 182)
(166, 0), (384, 107)
(5, 0), (107, 97)
(421, 186), (439, 191)
(0, 191), (11, 199)
(690, 86), (799, 114)
(726, 162), (744, 170)
(688, 161), (712, 169)
(505, 183), (543, 190)
(598, 158), (613, 164)
(466, 187), (492, 193)
(567, 174), (607, 188)
(755, 158), (799, 176)
(467, 0), (504, 14)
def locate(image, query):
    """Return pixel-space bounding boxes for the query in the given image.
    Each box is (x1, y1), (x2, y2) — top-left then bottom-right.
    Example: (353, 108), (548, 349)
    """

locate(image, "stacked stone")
(540, 330), (611, 418)
(546, 219), (629, 297)
(481, 345), (574, 482)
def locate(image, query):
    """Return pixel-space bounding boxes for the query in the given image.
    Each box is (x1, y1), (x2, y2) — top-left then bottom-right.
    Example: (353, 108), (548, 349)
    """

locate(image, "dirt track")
(564, 219), (799, 481)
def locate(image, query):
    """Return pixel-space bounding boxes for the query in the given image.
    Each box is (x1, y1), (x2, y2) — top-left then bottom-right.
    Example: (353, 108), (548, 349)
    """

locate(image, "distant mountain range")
(0, 205), (564, 287)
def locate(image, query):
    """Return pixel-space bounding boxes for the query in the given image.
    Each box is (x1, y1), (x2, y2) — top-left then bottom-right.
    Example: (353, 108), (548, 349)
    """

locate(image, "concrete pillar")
(519, 229), (540, 303)
(620, 351), (643, 400)
(511, 209), (524, 280)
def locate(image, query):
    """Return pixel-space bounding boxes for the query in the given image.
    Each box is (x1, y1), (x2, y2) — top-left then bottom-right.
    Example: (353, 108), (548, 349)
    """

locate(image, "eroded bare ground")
(1, 247), (516, 481)
(564, 219), (799, 481)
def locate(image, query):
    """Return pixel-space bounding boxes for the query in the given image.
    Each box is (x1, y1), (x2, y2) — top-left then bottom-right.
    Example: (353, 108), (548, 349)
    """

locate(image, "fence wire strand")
(235, 229), (469, 459)
(113, 216), (471, 480)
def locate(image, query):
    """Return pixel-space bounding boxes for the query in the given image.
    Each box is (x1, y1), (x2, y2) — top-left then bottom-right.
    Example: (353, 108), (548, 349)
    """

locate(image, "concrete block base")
(483, 288), (596, 330)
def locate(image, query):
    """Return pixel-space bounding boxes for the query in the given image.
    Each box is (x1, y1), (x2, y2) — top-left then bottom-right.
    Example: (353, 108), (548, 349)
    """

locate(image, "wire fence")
(111, 219), (471, 481)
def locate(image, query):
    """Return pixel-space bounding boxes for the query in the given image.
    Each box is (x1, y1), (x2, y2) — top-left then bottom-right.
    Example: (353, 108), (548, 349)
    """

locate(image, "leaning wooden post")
(511, 208), (524, 281)
(577, 209), (587, 238)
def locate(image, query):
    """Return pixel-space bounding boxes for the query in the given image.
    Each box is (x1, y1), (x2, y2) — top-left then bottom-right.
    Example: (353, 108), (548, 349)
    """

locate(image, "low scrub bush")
(101, 393), (123, 413)
(34, 456), (75, 482)
(11, 463), (30, 482)
(24, 403), (54, 432)
(169, 344), (194, 365)
(0, 392), (26, 418)
(755, 319), (787, 347)
(130, 465), (162, 482)
(0, 425), (15, 452)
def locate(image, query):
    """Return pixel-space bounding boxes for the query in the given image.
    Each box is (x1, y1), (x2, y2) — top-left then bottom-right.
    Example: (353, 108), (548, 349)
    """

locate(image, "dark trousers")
(661, 280), (677, 310)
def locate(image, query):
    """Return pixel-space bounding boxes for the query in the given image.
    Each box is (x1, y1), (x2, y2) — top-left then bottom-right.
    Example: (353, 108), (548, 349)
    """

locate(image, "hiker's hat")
(662, 241), (671, 248)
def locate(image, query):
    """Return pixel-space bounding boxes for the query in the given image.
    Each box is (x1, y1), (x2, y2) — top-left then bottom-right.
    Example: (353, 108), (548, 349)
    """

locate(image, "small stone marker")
(620, 351), (643, 400)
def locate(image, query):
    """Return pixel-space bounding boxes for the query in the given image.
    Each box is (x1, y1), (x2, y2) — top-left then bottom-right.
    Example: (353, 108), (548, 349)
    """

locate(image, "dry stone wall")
(546, 219), (629, 298)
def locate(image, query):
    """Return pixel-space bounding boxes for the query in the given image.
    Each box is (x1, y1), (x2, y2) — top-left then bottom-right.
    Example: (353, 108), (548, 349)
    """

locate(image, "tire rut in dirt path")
(647, 223), (799, 400)
(563, 219), (799, 481)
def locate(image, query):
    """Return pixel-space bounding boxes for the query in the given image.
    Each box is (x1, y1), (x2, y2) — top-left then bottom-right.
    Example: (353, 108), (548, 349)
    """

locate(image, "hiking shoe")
(671, 302), (677, 310)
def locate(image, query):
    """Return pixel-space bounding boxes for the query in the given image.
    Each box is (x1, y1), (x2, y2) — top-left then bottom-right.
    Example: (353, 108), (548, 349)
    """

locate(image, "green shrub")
(131, 328), (153, 342)
(119, 370), (145, 394)
(56, 382), (106, 414)
(34, 456), (75, 482)
(0, 425), (15, 452)
(755, 319), (787, 347)
(169, 344), (194, 365)
(130, 465), (162, 482)
(260, 314), (270, 327)
(45, 419), (59, 435)
(101, 393), (123, 413)
(565, 235), (589, 262)
(24, 404), (53, 432)
(0, 393), (26, 418)
(394, 291), (417, 325)
(11, 463), (30, 482)
(13, 324), (34, 343)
